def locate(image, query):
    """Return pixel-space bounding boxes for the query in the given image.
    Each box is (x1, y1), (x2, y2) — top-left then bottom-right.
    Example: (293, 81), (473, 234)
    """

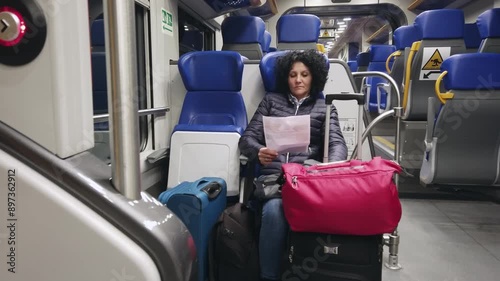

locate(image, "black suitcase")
(282, 93), (383, 281)
(284, 232), (383, 281)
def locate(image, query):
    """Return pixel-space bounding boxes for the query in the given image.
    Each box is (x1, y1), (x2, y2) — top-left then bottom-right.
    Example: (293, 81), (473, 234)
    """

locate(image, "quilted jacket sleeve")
(327, 104), (348, 162)
(238, 95), (270, 161)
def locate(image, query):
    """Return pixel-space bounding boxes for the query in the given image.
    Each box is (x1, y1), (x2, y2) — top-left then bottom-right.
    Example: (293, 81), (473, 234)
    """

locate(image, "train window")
(284, 3), (406, 61)
(90, 2), (151, 152)
(319, 15), (392, 60)
(178, 8), (216, 55)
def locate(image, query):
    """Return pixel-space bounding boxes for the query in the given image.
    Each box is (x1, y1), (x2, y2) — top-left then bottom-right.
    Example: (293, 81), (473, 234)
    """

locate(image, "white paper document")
(263, 115), (310, 154)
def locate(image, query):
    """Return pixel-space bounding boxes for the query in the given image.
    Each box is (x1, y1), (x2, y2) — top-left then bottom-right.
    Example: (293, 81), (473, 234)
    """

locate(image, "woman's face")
(288, 61), (312, 100)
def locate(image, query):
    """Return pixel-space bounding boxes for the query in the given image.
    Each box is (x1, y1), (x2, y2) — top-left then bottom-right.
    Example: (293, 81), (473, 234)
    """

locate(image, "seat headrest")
(369, 45), (397, 62)
(91, 19), (105, 47)
(464, 23), (482, 49)
(221, 16), (266, 44)
(259, 50), (329, 92)
(394, 25), (422, 50)
(441, 53), (500, 90)
(263, 31), (272, 52)
(356, 52), (370, 66)
(277, 14), (321, 43)
(414, 9), (464, 40)
(347, 61), (358, 72)
(477, 8), (500, 39)
(178, 51), (244, 91)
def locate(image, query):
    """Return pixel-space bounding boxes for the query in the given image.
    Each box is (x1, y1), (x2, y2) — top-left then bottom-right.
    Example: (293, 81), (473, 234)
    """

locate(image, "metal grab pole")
(352, 71), (403, 270)
(104, 0), (141, 200)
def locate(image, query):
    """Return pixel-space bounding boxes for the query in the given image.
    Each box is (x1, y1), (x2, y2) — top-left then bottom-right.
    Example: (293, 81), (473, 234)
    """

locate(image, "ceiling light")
(344, 17), (352, 21)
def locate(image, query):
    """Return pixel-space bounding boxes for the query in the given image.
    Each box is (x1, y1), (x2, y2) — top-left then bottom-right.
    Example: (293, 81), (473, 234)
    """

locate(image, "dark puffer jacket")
(239, 92), (348, 175)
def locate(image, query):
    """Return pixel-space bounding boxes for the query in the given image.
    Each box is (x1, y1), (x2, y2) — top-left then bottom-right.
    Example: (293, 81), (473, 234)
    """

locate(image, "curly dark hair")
(275, 49), (329, 99)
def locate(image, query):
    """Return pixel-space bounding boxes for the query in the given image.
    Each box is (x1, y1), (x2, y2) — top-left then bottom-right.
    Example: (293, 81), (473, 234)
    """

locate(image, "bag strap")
(208, 213), (224, 281)
(242, 159), (257, 206)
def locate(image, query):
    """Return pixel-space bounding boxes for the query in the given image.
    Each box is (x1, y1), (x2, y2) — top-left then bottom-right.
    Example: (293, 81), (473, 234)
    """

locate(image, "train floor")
(371, 135), (500, 280)
(383, 199), (500, 281)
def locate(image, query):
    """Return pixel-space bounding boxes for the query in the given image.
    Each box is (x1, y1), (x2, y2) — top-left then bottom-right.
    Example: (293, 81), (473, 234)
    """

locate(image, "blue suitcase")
(158, 177), (227, 281)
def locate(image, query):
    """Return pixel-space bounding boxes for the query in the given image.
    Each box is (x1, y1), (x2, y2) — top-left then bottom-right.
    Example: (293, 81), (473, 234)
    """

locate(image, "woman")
(238, 49), (348, 281)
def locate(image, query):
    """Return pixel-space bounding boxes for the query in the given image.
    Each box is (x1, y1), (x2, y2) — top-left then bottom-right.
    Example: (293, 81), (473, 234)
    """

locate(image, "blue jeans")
(259, 198), (289, 280)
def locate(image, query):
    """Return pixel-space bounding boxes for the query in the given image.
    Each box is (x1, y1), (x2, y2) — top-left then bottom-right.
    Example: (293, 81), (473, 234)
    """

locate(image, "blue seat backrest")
(356, 52), (370, 71)
(347, 61), (358, 72)
(176, 51), (247, 135)
(441, 53), (500, 91)
(262, 31), (271, 53)
(366, 45), (396, 112)
(259, 51), (328, 99)
(477, 8), (500, 53)
(394, 25), (422, 51)
(221, 16), (266, 59)
(463, 23), (481, 52)
(277, 14), (320, 50)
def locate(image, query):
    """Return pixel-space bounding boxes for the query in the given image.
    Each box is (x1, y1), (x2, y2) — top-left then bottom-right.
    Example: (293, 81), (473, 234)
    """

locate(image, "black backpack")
(208, 202), (260, 281)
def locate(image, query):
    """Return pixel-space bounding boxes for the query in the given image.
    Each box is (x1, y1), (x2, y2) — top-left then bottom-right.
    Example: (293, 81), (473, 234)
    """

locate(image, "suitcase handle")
(201, 181), (222, 200)
(325, 93), (365, 105)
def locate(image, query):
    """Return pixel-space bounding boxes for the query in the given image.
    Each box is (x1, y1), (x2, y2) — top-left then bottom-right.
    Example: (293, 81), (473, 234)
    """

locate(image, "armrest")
(376, 82), (391, 113)
(239, 154), (249, 165)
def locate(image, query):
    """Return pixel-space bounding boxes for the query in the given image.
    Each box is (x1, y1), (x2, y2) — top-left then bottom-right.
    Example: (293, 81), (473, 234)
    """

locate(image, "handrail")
(93, 107), (170, 123)
(403, 41), (421, 110)
(435, 71), (454, 104)
(104, 0), (141, 200)
(386, 50), (402, 74)
(351, 71), (403, 190)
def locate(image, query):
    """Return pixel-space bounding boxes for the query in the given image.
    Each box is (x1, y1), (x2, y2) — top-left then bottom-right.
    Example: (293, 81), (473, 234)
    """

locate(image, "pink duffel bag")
(281, 157), (402, 235)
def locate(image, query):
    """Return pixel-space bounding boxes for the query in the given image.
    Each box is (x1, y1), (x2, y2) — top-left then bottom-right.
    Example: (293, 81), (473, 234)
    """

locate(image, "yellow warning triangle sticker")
(422, 49), (444, 70)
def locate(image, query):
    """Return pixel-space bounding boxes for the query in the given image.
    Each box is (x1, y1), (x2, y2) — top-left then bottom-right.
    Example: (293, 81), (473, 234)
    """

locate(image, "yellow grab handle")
(435, 71), (454, 104)
(403, 41), (421, 110)
(385, 50), (402, 74)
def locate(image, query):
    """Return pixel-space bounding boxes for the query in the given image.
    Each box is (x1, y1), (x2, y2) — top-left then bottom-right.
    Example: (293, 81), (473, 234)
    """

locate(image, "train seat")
(354, 52), (370, 91)
(262, 31), (272, 54)
(90, 19), (109, 130)
(347, 61), (358, 72)
(364, 44), (396, 113)
(420, 53), (500, 185)
(403, 9), (466, 121)
(389, 25), (422, 91)
(167, 51), (247, 198)
(464, 23), (482, 53)
(276, 14), (321, 51)
(221, 16), (266, 60)
(356, 52), (370, 72)
(477, 8), (500, 53)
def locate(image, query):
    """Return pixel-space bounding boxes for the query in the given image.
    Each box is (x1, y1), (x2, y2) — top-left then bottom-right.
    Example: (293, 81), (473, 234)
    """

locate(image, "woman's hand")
(258, 147), (278, 166)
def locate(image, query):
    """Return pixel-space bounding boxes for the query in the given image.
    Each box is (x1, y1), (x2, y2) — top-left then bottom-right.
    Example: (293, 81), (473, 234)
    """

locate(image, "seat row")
(350, 8), (500, 187)
(221, 14), (321, 59)
(167, 50), (330, 199)
(347, 8), (500, 117)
